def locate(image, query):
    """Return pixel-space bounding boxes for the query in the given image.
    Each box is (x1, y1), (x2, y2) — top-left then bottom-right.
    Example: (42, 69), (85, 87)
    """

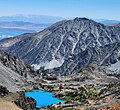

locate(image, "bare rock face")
(0, 85), (9, 97)
(0, 50), (36, 92)
(0, 50), (35, 78)
(1, 18), (120, 75)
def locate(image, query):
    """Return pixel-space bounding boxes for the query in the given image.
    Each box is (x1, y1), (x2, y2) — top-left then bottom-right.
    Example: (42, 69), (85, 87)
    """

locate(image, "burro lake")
(25, 90), (66, 108)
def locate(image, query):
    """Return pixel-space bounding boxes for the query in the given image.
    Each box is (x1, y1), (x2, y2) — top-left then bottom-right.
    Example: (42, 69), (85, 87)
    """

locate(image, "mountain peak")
(1, 18), (120, 75)
(74, 17), (90, 21)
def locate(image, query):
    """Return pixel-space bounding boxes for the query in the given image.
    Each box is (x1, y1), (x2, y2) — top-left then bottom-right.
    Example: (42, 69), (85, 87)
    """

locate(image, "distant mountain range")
(0, 15), (119, 25)
(0, 21), (50, 40)
(100, 20), (120, 25)
(0, 21), (51, 31)
(0, 15), (63, 24)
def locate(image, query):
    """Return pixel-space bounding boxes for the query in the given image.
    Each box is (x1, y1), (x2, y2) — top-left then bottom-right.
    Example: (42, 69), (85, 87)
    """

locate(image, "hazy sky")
(0, 0), (119, 20)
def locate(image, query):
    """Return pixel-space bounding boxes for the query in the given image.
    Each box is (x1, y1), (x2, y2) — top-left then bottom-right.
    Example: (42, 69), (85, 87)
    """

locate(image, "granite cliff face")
(1, 18), (120, 75)
(0, 50), (35, 77)
(0, 50), (35, 92)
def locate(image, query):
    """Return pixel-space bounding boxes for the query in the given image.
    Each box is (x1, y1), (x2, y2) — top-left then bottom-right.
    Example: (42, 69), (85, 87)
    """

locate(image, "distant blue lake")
(0, 28), (35, 40)
(25, 90), (66, 108)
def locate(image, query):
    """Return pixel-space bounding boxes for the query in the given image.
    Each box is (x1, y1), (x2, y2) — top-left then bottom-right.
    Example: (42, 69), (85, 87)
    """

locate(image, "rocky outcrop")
(14, 93), (36, 110)
(0, 50), (35, 78)
(0, 85), (9, 97)
(1, 18), (120, 75)
(0, 49), (36, 92)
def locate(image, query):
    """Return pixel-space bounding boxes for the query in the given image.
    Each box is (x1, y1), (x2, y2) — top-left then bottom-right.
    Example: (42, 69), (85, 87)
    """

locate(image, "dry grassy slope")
(0, 92), (22, 110)
(0, 100), (22, 110)
(98, 101), (120, 110)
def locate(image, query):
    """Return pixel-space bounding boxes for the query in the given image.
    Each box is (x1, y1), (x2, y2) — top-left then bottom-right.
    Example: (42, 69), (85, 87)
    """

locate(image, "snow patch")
(71, 33), (80, 53)
(45, 57), (64, 69)
(54, 35), (64, 55)
(31, 62), (47, 70)
(32, 58), (64, 70)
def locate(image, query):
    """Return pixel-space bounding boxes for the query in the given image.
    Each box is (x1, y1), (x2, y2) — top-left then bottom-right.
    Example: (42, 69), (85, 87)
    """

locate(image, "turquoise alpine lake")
(25, 90), (66, 108)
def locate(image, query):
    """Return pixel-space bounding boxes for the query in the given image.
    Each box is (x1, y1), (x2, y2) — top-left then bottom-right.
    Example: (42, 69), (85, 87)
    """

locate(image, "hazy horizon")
(0, 0), (120, 20)
(0, 14), (119, 22)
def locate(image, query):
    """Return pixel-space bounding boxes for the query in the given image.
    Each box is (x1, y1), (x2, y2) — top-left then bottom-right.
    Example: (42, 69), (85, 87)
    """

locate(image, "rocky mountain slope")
(0, 62), (24, 92)
(0, 33), (36, 50)
(0, 50), (35, 92)
(1, 18), (120, 75)
(0, 50), (35, 77)
(63, 64), (118, 82)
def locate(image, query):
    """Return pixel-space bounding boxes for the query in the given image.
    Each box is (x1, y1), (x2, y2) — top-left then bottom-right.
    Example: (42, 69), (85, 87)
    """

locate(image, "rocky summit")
(1, 18), (120, 75)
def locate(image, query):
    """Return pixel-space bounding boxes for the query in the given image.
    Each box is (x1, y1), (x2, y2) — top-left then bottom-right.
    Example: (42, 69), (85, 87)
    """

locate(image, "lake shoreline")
(25, 90), (66, 108)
